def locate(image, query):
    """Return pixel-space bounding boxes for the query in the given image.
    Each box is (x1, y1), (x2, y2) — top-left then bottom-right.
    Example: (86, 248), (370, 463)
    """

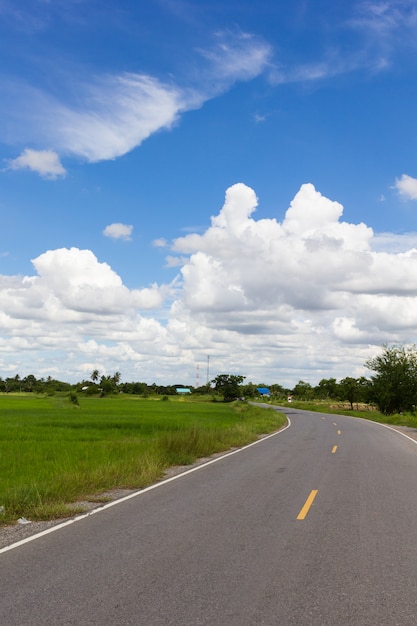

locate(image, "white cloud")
(3, 5), (416, 179)
(153, 238), (168, 248)
(1, 32), (271, 168)
(371, 231), (417, 252)
(5, 148), (66, 179)
(51, 73), (184, 162)
(268, 2), (417, 86)
(3, 185), (417, 386)
(394, 173), (417, 199)
(254, 113), (267, 123)
(0, 248), (167, 335)
(352, 1), (417, 37)
(103, 223), (133, 240)
(165, 255), (187, 268)
(197, 32), (272, 89)
(173, 183), (374, 318)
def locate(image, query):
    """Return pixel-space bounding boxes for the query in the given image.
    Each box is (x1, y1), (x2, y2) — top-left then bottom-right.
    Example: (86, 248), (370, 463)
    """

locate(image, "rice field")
(0, 393), (286, 524)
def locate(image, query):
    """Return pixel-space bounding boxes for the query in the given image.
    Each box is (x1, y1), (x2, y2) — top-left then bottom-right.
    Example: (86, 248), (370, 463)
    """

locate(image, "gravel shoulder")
(384, 424), (417, 442)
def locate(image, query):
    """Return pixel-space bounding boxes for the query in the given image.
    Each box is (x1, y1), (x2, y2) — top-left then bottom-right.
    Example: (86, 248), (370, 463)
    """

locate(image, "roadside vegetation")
(267, 399), (417, 429)
(0, 394), (286, 526)
(2, 343), (417, 526)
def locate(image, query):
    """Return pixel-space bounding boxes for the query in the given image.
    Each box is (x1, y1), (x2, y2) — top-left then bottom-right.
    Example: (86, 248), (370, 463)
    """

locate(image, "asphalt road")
(1, 407), (417, 625)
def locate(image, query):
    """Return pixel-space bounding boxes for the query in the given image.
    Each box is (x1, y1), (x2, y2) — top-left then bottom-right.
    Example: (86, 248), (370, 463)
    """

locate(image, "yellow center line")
(297, 490), (318, 520)
(333, 422), (337, 426)
(338, 430), (341, 435)
(332, 445), (338, 454)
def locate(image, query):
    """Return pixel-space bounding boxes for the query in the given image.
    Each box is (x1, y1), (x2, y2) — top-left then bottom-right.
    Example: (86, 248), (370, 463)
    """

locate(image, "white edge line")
(0, 416), (291, 555)
(357, 417), (417, 446)
(319, 407), (417, 445)
(294, 405), (417, 446)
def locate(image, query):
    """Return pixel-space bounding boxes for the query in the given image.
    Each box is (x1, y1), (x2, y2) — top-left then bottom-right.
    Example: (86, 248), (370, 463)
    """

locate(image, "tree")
(269, 383), (288, 398)
(96, 371), (123, 396)
(99, 375), (113, 396)
(212, 374), (245, 402)
(23, 374), (38, 392)
(365, 344), (417, 414)
(91, 370), (100, 383)
(292, 380), (314, 400)
(315, 378), (338, 400)
(338, 377), (360, 410)
(112, 371), (121, 386)
(241, 382), (258, 398)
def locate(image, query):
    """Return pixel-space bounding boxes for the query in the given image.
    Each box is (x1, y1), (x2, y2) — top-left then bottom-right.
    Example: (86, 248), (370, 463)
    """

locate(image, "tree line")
(1, 345), (416, 415)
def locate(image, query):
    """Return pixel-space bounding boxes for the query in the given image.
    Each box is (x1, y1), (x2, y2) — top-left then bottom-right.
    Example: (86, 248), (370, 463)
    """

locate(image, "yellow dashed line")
(297, 490), (318, 520)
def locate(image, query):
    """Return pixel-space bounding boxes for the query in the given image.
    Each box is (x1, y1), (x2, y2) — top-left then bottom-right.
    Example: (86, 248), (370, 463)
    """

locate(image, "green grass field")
(0, 394), (286, 525)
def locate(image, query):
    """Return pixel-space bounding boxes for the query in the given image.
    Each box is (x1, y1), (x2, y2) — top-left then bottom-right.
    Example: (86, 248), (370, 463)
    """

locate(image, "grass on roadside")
(270, 399), (417, 428)
(0, 394), (286, 525)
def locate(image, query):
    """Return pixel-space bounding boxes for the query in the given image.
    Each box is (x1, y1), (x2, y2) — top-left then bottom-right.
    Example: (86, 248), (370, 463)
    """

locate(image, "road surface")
(1, 406), (417, 625)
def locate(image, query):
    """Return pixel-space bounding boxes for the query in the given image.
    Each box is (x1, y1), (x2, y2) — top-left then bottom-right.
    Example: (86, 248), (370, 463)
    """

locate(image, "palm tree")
(91, 369), (100, 383)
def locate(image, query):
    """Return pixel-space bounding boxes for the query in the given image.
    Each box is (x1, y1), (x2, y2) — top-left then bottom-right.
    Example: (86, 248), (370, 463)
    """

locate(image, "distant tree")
(120, 381), (148, 395)
(269, 383), (288, 398)
(366, 344), (417, 414)
(315, 378), (338, 400)
(193, 383), (212, 395)
(338, 377), (360, 410)
(356, 376), (372, 403)
(5, 375), (21, 392)
(91, 370), (100, 383)
(241, 382), (258, 398)
(292, 380), (314, 400)
(156, 384), (178, 395)
(23, 374), (38, 392)
(99, 375), (113, 396)
(96, 371), (122, 396)
(212, 374), (245, 402)
(112, 371), (121, 386)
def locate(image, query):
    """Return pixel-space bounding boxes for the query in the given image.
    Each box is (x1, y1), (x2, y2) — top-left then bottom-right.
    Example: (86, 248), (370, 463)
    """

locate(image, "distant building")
(257, 387), (270, 396)
(176, 387), (191, 394)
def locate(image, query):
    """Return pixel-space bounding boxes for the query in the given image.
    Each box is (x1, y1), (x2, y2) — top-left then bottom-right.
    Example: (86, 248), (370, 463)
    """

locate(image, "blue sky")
(1, 0), (417, 387)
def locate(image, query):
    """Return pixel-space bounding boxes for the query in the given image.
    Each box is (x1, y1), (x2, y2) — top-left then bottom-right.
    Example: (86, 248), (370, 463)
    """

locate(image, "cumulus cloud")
(103, 223), (133, 240)
(0, 247), (167, 345)
(394, 173), (417, 199)
(166, 182), (417, 382)
(172, 183), (374, 318)
(5, 148), (66, 179)
(3, 185), (417, 386)
(371, 232), (417, 252)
